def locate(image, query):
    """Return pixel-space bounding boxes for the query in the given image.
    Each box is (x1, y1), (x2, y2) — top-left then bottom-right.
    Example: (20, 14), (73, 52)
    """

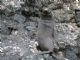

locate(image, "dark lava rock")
(75, 9), (80, 27)
(62, 0), (75, 3)
(0, 21), (11, 35)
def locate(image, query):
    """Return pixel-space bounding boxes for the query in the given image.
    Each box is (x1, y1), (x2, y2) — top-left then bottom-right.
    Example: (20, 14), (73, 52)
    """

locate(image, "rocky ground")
(0, 0), (80, 60)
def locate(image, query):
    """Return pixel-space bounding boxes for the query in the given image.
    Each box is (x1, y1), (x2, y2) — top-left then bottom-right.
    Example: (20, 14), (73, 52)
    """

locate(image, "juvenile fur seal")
(36, 21), (59, 59)
(36, 20), (55, 53)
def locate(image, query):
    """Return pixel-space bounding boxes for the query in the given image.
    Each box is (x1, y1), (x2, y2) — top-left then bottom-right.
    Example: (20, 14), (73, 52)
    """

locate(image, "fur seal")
(37, 21), (55, 53)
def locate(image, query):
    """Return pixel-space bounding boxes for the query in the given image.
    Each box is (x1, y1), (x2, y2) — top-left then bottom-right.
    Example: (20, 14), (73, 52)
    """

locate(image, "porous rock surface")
(0, 0), (80, 60)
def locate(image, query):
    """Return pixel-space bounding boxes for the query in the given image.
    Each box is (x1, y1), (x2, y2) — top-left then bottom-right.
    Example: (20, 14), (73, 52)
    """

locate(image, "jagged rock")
(0, 0), (80, 60)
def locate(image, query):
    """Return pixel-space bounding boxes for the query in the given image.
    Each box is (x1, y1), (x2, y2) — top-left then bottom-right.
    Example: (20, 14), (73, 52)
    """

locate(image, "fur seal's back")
(37, 21), (54, 52)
